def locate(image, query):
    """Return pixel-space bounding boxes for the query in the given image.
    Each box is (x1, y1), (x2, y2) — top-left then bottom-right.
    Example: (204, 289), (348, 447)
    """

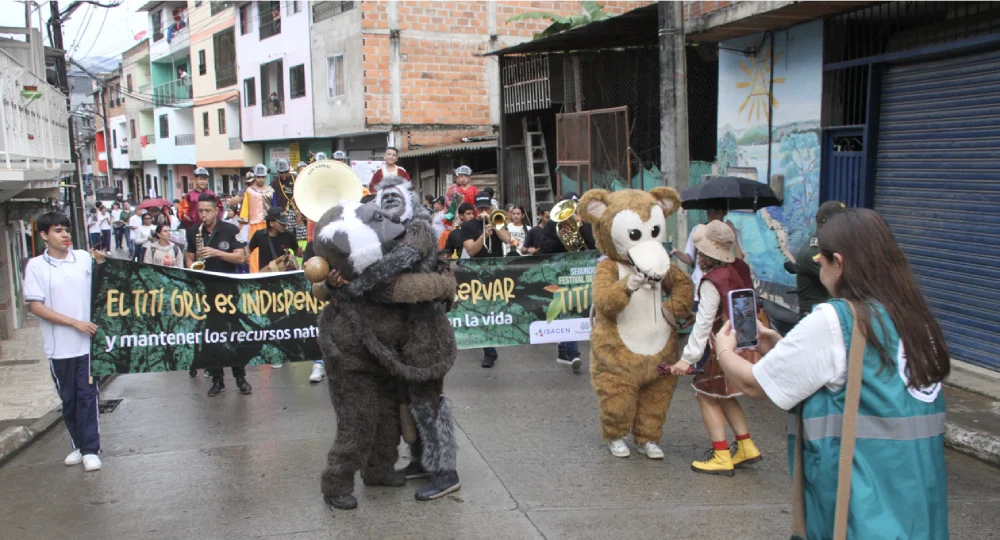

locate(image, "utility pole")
(658, 1), (691, 246)
(48, 1), (87, 244)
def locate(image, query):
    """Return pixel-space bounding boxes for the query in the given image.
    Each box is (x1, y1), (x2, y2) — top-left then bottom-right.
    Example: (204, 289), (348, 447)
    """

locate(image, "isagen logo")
(536, 327), (570, 336)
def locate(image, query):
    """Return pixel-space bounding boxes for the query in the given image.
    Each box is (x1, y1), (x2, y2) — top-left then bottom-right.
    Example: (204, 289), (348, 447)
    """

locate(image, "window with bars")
(239, 4), (251, 35)
(198, 50), (207, 75)
(211, 1), (234, 16)
(218, 108), (226, 135)
(313, 1), (355, 23)
(327, 55), (344, 99)
(290, 64), (306, 99)
(244, 78), (256, 107)
(213, 28), (237, 88)
(126, 74), (132, 92)
(159, 115), (168, 138)
(261, 59), (284, 116)
(203, 111), (210, 136)
(152, 10), (163, 41)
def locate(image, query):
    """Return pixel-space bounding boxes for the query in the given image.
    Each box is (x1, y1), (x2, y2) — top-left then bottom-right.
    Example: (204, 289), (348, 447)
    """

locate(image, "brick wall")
(360, 1), (651, 150)
(683, 1), (737, 21)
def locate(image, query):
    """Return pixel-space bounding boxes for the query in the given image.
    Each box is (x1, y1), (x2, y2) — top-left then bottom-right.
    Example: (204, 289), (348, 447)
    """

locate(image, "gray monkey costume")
(328, 175), (461, 502)
(314, 192), (459, 510)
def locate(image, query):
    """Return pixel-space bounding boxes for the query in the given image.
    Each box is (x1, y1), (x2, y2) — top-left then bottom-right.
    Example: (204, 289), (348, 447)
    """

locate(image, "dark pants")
(206, 365), (246, 382)
(113, 226), (126, 249)
(88, 232), (102, 250)
(100, 230), (111, 252)
(558, 341), (581, 360)
(49, 354), (101, 455)
(483, 347), (498, 360)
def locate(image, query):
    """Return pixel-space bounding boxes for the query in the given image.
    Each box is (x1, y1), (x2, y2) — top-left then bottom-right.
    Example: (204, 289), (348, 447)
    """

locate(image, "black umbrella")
(681, 176), (780, 211)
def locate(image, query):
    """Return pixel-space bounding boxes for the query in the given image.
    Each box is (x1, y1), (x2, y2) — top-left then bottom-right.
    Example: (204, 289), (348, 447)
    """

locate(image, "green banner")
(90, 252), (601, 374)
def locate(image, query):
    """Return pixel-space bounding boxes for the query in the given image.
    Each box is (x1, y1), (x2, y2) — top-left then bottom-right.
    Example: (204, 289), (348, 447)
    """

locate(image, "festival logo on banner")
(446, 251), (600, 349)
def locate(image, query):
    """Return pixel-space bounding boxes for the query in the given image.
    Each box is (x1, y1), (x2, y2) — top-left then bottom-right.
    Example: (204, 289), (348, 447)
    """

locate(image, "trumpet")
(190, 224), (207, 270)
(551, 199), (586, 251)
(490, 209), (508, 231)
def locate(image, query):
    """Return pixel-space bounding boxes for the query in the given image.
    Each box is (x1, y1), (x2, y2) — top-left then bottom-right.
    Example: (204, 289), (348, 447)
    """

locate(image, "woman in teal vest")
(712, 208), (950, 539)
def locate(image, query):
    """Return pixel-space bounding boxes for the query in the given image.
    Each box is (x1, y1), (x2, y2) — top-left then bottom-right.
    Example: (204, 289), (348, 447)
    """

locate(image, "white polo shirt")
(23, 249), (93, 359)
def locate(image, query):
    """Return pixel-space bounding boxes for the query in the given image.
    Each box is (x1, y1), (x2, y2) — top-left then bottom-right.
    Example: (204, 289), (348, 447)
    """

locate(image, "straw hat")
(692, 220), (736, 264)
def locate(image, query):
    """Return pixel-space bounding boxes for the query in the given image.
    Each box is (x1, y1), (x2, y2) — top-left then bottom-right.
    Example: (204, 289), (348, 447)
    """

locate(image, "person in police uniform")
(787, 200), (847, 320)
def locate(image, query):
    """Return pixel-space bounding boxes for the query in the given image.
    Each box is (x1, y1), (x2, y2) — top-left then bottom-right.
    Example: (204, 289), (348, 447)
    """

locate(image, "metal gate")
(874, 48), (1000, 370)
(555, 107), (630, 194)
(821, 128), (867, 207)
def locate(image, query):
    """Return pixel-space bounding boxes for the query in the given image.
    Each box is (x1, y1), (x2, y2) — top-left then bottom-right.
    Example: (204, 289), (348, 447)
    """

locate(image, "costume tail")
(411, 397), (457, 472)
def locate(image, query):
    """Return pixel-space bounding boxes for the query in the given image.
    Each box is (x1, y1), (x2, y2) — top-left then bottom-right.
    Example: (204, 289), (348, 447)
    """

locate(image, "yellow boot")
(691, 447), (735, 477)
(731, 437), (763, 468)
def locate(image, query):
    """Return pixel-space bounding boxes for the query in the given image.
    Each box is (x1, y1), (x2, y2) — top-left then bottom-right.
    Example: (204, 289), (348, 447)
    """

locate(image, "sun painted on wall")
(713, 21), (823, 311)
(735, 44), (786, 122)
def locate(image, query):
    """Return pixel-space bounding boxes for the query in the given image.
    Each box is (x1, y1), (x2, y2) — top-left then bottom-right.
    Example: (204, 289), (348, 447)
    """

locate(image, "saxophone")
(190, 224), (207, 270)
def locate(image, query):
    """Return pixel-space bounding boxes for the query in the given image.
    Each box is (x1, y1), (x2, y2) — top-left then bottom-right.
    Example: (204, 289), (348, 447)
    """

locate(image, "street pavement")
(2, 344), (1000, 539)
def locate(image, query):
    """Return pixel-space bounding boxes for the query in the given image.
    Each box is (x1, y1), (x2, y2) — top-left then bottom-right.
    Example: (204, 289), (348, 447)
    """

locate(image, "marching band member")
(240, 164), (274, 273)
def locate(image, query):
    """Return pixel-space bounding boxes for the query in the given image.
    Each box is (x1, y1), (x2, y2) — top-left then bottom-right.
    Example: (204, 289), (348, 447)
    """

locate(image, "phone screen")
(729, 289), (759, 350)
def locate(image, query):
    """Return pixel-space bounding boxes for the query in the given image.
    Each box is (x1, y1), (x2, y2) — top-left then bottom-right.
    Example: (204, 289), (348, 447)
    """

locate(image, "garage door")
(875, 48), (1000, 370)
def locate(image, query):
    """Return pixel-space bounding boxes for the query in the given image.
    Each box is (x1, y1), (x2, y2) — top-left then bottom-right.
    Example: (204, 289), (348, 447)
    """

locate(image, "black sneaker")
(189, 369), (197, 378)
(415, 470), (461, 501)
(236, 377), (252, 394)
(397, 460), (432, 480)
(324, 494), (358, 510)
(481, 356), (495, 368)
(208, 381), (225, 397)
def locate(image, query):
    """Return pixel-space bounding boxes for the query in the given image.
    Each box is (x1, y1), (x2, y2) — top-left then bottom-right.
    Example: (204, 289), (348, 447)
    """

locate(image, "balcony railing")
(0, 49), (71, 169)
(313, 0), (354, 23)
(153, 78), (192, 107)
(175, 134), (195, 146)
(228, 137), (242, 150)
(259, 19), (281, 40)
(262, 99), (284, 117)
(215, 63), (237, 89)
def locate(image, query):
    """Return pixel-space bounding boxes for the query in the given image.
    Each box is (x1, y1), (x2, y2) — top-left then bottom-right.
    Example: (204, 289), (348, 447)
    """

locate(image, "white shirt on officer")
(23, 249), (93, 359)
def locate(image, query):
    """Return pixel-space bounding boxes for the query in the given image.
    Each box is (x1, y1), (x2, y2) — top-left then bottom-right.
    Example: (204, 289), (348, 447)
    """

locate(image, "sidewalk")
(943, 362), (1000, 467)
(0, 318), (63, 464)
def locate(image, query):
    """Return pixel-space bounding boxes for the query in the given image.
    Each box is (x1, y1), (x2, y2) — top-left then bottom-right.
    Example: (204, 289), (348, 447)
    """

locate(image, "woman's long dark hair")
(818, 209), (950, 388)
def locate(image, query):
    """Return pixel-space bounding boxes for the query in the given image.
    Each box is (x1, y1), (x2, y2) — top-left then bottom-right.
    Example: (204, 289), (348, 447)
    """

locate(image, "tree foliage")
(507, 1), (610, 40)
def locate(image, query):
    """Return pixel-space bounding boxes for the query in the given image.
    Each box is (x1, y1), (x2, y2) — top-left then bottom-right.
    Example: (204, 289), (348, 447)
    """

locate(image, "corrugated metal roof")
(486, 4), (658, 57)
(398, 140), (497, 159)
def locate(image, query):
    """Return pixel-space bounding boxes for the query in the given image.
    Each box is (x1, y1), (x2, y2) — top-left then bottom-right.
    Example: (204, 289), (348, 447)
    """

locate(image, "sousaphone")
(292, 160), (365, 223)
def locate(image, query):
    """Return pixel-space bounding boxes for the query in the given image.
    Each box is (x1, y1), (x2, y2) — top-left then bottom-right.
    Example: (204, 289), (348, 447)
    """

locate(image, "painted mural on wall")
(715, 20), (822, 310)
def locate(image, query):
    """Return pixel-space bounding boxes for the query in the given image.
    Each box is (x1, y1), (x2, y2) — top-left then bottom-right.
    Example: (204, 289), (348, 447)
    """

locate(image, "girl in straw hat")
(669, 220), (763, 476)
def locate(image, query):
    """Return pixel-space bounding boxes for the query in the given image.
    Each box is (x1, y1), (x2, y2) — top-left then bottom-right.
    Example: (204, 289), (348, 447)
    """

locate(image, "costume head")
(374, 174), (430, 225)
(313, 201), (406, 280)
(579, 187), (682, 281)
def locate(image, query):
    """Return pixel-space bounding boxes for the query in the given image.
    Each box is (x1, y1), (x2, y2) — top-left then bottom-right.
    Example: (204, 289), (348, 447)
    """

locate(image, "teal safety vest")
(787, 299), (948, 539)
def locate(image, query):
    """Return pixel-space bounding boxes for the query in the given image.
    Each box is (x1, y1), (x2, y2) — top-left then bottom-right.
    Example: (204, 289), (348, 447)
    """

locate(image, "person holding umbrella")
(671, 200), (746, 301)
(672, 176), (779, 301)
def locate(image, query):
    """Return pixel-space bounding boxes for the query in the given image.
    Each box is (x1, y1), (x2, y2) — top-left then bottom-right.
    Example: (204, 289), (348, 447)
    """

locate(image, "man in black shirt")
(462, 194), (510, 367)
(786, 200), (846, 321)
(246, 207), (303, 271)
(522, 202), (552, 255)
(538, 192), (597, 374)
(185, 192), (251, 396)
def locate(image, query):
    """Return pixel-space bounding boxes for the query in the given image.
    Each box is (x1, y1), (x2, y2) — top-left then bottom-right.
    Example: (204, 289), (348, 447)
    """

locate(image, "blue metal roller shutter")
(875, 48), (1000, 371)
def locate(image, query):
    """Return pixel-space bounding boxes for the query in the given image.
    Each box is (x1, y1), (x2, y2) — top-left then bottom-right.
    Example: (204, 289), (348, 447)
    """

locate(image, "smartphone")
(728, 288), (759, 350)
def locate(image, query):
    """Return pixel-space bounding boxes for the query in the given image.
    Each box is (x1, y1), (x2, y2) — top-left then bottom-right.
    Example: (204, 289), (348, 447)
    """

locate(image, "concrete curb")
(0, 374), (116, 466)
(945, 422), (1000, 467)
(0, 409), (63, 466)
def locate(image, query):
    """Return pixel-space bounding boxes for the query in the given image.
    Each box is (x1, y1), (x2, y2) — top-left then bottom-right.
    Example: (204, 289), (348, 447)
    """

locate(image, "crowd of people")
(30, 150), (953, 536)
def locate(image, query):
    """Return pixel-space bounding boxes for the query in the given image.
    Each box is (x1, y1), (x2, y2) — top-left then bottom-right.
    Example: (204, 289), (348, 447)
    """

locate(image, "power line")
(66, 4), (93, 57)
(75, 7), (110, 59)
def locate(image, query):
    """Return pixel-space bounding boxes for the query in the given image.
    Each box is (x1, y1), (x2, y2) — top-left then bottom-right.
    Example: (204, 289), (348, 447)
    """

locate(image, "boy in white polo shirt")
(24, 211), (106, 472)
